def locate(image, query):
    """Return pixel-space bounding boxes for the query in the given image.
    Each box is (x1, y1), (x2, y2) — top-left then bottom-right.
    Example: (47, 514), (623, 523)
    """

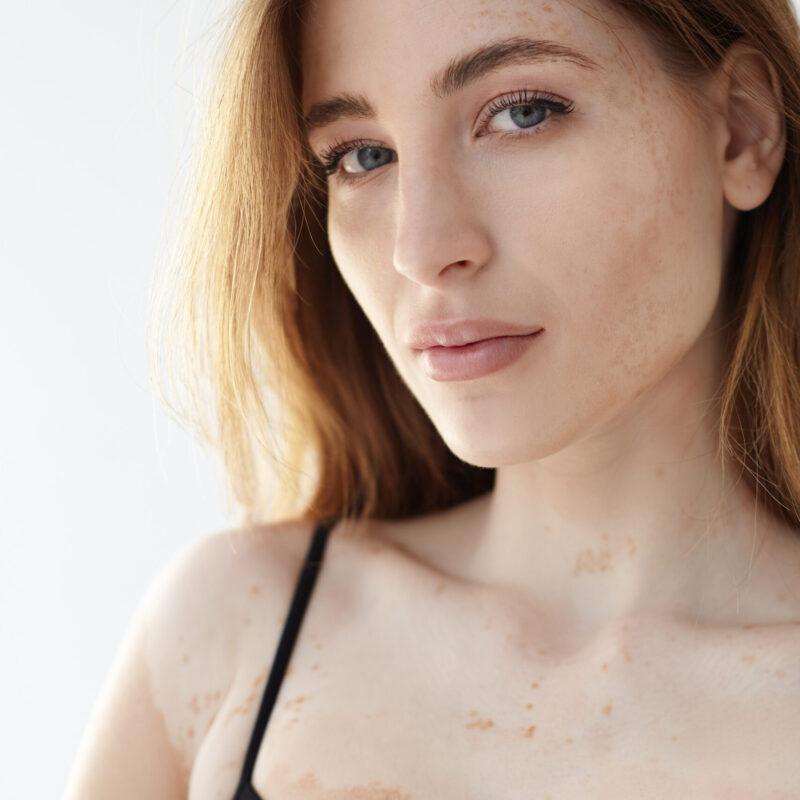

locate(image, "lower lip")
(417, 330), (544, 381)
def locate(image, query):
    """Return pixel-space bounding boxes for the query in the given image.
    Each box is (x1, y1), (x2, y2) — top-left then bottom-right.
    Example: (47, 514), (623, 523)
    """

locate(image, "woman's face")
(300, 0), (729, 468)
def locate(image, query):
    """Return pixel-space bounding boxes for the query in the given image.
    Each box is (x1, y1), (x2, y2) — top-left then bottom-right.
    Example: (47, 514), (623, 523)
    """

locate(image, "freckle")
(775, 669), (786, 678)
(187, 727), (195, 738)
(225, 705), (248, 721)
(741, 624), (755, 630)
(656, 465), (664, 477)
(776, 592), (786, 603)
(469, 710), (478, 716)
(315, 642), (323, 650)
(566, 737), (573, 744)
(466, 717), (494, 730)
(531, 682), (539, 689)
(182, 654), (190, 664)
(286, 695), (306, 706)
(526, 703), (533, 710)
(623, 646), (633, 662)
(601, 662), (608, 671)
(252, 670), (267, 688)
(214, 689), (221, 699)
(544, 525), (552, 532)
(188, 694), (201, 713)
(251, 585), (261, 596)
(523, 725), (536, 738)
(311, 663), (319, 671)
(671, 735), (678, 743)
(574, 548), (614, 575)
(244, 617), (252, 627)
(602, 703), (613, 715)
(434, 582), (446, 595)
(622, 625), (628, 631)
(740, 653), (756, 664)
(538, 649), (547, 655)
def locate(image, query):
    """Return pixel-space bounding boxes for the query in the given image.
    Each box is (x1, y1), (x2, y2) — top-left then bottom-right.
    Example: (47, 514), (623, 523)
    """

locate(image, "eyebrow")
(303, 35), (601, 133)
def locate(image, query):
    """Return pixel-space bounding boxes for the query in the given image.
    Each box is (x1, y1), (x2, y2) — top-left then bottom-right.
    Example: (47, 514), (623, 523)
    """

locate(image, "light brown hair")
(147, 0), (800, 531)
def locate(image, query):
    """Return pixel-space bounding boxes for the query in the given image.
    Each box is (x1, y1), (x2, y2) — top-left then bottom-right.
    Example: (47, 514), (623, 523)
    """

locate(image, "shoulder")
(142, 518), (325, 768)
(144, 517), (323, 631)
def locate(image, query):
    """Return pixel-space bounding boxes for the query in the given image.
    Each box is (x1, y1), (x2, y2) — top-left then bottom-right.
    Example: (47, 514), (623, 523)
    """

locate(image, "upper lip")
(405, 318), (543, 349)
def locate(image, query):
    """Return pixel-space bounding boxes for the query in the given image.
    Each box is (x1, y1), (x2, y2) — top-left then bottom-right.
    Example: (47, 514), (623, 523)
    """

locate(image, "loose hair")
(147, 0), (800, 532)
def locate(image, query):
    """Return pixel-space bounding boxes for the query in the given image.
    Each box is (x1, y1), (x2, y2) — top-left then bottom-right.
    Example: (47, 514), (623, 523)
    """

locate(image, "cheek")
(525, 113), (723, 409)
(327, 203), (395, 334)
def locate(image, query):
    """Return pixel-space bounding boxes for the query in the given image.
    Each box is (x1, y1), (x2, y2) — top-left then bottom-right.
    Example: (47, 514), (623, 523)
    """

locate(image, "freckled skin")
(227, 525), (796, 797)
(573, 547), (614, 575)
(465, 715), (495, 730)
(251, 669), (268, 688)
(300, 0), (798, 654)
(267, 767), (413, 800)
(151, 0), (800, 797)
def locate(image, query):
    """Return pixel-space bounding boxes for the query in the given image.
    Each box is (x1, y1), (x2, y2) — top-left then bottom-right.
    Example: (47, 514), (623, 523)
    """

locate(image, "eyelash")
(315, 88), (575, 183)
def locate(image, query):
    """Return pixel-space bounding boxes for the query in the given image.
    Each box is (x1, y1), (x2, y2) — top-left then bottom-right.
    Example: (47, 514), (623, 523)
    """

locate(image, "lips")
(416, 329), (544, 381)
(406, 317), (543, 350)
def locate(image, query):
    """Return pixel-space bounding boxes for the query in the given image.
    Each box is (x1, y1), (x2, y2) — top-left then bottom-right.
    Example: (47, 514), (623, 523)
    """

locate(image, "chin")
(434, 417), (567, 469)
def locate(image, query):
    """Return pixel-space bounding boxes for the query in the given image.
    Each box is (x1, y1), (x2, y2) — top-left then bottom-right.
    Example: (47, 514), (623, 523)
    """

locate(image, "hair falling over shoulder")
(147, 0), (800, 533)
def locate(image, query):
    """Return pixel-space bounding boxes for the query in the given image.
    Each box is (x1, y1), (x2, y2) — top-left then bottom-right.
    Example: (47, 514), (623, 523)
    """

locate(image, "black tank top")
(232, 518), (335, 800)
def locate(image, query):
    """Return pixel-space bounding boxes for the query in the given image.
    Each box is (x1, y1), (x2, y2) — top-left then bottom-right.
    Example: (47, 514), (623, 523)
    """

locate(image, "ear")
(715, 38), (787, 212)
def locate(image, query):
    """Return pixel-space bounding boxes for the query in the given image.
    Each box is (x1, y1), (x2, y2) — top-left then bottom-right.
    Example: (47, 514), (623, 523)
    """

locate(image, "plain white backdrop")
(3, 2), (800, 799)
(0, 2), (236, 797)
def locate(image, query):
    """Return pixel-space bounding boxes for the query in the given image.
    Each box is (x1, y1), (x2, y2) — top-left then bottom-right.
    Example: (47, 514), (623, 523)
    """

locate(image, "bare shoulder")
(142, 518), (325, 770)
(64, 518), (327, 799)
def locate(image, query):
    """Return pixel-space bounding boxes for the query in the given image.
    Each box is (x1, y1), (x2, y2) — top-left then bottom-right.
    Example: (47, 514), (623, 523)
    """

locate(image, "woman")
(66, 0), (800, 796)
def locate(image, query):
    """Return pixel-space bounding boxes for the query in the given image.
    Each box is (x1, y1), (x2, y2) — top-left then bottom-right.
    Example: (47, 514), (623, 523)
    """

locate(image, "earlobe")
(718, 39), (787, 212)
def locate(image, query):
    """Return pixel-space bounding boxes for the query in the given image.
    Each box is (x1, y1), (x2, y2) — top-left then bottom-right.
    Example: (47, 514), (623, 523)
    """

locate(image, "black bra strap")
(236, 519), (335, 789)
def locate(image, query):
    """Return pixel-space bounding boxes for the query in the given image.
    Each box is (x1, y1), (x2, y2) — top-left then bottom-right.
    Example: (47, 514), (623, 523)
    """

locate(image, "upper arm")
(64, 528), (242, 800)
(63, 571), (190, 800)
(64, 520), (316, 800)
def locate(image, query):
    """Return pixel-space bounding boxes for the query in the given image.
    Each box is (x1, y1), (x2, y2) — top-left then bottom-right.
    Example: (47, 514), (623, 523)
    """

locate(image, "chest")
(187, 548), (800, 799)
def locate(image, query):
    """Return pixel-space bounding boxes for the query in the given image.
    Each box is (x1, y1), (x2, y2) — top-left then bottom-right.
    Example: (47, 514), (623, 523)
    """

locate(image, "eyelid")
(475, 87), (573, 130)
(316, 87), (574, 181)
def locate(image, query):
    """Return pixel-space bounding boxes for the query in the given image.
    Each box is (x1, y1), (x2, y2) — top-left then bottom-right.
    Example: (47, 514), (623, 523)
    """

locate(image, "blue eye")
(315, 88), (574, 183)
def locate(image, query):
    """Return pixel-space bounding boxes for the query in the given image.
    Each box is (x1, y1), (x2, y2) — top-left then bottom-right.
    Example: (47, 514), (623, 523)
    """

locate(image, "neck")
(466, 324), (795, 639)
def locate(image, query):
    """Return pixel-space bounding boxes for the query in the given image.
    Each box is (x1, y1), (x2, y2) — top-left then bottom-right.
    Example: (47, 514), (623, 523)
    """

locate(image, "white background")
(1, 2), (234, 797)
(3, 2), (800, 799)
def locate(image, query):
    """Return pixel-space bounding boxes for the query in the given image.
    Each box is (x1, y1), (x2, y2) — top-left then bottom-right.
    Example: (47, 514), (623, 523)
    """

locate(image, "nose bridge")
(392, 146), (491, 284)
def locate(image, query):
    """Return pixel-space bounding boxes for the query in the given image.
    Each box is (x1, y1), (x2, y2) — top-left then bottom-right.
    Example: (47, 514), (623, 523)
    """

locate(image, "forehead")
(300, 0), (655, 111)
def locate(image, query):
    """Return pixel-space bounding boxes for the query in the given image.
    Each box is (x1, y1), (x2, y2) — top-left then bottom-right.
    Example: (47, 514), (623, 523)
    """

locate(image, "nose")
(391, 151), (492, 286)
